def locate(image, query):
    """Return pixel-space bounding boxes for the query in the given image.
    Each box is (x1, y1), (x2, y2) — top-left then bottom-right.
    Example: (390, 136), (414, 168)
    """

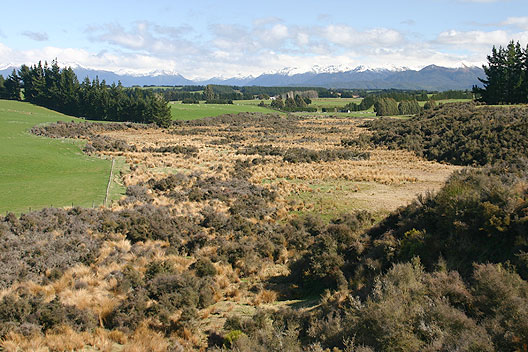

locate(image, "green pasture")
(236, 99), (271, 106)
(420, 98), (472, 106)
(170, 101), (276, 120)
(0, 100), (115, 214)
(310, 97), (362, 107)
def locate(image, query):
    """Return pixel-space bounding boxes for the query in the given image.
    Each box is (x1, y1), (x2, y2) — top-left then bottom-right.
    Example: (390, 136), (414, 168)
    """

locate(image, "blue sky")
(0, 0), (527, 79)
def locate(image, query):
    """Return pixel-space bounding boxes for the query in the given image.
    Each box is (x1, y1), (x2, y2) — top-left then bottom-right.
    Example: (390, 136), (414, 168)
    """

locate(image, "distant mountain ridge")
(0, 64), (485, 91)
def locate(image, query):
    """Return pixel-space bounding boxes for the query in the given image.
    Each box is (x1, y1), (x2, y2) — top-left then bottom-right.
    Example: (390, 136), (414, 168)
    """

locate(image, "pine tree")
(0, 75), (6, 99)
(294, 94), (307, 108)
(204, 85), (215, 101)
(271, 96), (284, 109)
(285, 97), (296, 108)
(474, 41), (528, 104)
(374, 97), (399, 116)
(5, 70), (21, 100)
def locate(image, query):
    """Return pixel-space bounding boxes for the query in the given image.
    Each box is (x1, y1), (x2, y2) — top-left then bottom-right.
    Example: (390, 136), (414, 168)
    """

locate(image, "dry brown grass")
(99, 115), (458, 218)
(121, 324), (169, 352)
(252, 289), (278, 306)
(0, 114), (463, 351)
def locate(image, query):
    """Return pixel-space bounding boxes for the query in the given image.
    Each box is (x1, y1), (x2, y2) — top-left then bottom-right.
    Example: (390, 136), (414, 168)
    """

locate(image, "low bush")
(343, 102), (528, 166)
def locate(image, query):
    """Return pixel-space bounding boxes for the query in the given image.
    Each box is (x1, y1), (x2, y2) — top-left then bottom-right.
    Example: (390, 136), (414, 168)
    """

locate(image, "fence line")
(104, 158), (115, 207)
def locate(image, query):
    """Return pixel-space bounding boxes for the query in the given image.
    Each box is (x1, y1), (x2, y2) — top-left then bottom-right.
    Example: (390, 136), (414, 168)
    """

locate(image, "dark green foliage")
(237, 145), (370, 163)
(430, 90), (473, 100)
(205, 99), (233, 104)
(423, 99), (437, 110)
(142, 144), (198, 156)
(344, 102), (528, 166)
(108, 263), (217, 335)
(268, 94), (317, 112)
(3, 70), (21, 100)
(474, 41), (528, 104)
(289, 212), (375, 292)
(398, 99), (422, 115)
(182, 97), (200, 104)
(270, 96), (284, 109)
(221, 161), (528, 351)
(374, 97), (399, 116)
(193, 257), (217, 277)
(15, 60), (172, 126)
(344, 95), (377, 111)
(361, 161), (528, 278)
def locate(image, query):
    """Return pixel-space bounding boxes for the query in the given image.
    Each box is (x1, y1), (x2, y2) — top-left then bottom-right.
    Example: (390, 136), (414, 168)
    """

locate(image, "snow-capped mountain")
(0, 64), (485, 90)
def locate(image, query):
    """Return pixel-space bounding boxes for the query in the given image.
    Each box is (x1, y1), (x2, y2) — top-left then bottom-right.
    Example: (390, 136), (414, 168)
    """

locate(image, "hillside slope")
(0, 100), (112, 213)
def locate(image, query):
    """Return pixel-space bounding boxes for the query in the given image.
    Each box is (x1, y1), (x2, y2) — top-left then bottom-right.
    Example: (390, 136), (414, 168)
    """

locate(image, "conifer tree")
(5, 70), (21, 100)
(474, 41), (528, 104)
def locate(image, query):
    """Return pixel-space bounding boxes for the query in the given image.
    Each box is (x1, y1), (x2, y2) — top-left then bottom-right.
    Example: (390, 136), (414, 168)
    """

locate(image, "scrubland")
(1, 104), (527, 351)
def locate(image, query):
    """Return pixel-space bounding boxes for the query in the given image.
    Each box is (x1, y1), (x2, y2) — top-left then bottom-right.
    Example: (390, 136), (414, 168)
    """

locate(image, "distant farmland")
(170, 101), (275, 120)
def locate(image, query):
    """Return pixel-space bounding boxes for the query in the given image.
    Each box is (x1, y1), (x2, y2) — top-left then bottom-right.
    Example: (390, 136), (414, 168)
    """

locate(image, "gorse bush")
(343, 102), (528, 166)
(238, 145), (369, 163)
(0, 289), (97, 338)
(0, 208), (103, 288)
(219, 160), (528, 351)
(361, 160), (528, 278)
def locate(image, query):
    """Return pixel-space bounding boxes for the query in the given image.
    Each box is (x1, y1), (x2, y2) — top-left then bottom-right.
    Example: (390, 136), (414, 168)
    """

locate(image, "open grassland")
(170, 101), (274, 120)
(0, 100), (116, 214)
(101, 114), (457, 219)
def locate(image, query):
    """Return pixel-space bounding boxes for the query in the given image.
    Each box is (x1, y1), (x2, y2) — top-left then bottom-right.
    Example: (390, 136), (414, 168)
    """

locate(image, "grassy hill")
(0, 100), (112, 214)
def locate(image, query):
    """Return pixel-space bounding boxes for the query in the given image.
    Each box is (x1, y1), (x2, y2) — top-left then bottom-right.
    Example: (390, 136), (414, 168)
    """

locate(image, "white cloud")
(436, 29), (510, 45)
(322, 25), (405, 47)
(87, 22), (201, 57)
(435, 29), (528, 51)
(269, 24), (289, 40)
(502, 17), (528, 30)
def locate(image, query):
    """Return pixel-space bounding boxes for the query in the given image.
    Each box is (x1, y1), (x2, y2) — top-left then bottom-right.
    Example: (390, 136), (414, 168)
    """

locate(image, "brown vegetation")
(0, 111), (469, 350)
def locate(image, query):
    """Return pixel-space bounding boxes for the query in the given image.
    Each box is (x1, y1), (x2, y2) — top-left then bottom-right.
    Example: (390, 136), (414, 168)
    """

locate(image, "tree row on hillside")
(430, 90), (473, 100)
(5, 60), (172, 127)
(474, 41), (528, 104)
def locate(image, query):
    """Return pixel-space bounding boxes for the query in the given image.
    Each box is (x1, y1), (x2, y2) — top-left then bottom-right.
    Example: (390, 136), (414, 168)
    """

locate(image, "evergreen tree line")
(270, 94), (317, 112)
(430, 90), (473, 100)
(3, 60), (172, 127)
(374, 97), (423, 116)
(474, 41), (528, 104)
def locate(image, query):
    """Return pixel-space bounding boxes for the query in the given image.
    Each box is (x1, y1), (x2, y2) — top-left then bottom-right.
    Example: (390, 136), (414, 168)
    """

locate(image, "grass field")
(170, 98), (474, 120)
(0, 100), (115, 214)
(310, 97), (362, 107)
(419, 98), (472, 106)
(170, 101), (275, 120)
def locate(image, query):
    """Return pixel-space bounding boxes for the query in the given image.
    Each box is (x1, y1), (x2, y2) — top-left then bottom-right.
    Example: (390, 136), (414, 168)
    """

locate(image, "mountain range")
(0, 64), (485, 91)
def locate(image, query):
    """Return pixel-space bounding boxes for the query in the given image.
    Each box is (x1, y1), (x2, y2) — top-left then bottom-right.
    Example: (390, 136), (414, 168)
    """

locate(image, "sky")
(0, 0), (527, 79)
